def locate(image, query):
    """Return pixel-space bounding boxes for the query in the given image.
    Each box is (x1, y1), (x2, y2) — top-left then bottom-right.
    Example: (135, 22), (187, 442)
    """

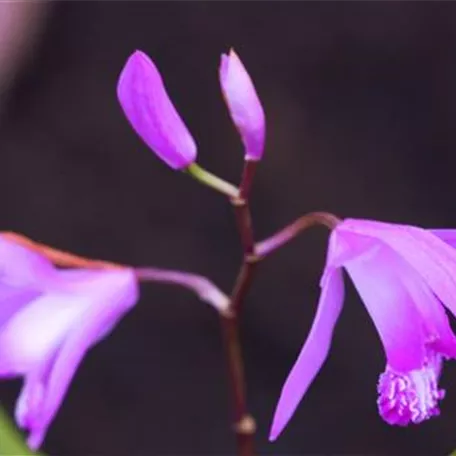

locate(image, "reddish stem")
(256, 211), (341, 258)
(220, 159), (259, 456)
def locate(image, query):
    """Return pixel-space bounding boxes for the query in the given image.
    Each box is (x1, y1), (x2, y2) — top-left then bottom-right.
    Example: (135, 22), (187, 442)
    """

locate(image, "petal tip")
(27, 431), (44, 452)
(268, 427), (279, 442)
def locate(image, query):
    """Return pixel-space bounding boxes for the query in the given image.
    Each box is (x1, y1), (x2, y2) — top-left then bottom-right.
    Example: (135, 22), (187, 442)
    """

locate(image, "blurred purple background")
(1, 2), (456, 455)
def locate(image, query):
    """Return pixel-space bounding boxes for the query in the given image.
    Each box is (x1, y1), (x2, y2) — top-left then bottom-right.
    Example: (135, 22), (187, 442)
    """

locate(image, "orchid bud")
(219, 49), (265, 160)
(117, 50), (197, 170)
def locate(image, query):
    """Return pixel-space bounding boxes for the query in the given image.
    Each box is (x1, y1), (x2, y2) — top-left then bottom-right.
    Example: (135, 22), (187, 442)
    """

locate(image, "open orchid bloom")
(270, 218), (456, 441)
(117, 50), (197, 170)
(0, 235), (139, 450)
(219, 49), (265, 161)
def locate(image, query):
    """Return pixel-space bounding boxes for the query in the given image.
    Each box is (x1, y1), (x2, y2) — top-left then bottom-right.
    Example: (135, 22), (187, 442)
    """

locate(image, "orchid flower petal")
(343, 244), (427, 372)
(431, 229), (456, 249)
(0, 286), (41, 333)
(219, 50), (265, 160)
(0, 291), (93, 375)
(269, 268), (344, 441)
(339, 219), (456, 321)
(0, 235), (57, 289)
(387, 252), (456, 358)
(117, 50), (197, 170)
(17, 269), (138, 450)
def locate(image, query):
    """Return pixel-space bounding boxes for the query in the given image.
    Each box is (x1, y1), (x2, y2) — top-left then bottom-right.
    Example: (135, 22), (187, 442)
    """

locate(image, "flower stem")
(255, 211), (341, 258)
(221, 159), (259, 456)
(186, 163), (239, 198)
(134, 267), (230, 313)
(221, 312), (256, 456)
(238, 158), (258, 201)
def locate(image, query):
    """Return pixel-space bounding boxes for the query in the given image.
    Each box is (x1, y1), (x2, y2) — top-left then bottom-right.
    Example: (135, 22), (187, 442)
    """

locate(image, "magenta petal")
(15, 368), (47, 433)
(344, 245), (426, 372)
(389, 252), (456, 357)
(0, 290), (93, 376)
(219, 50), (265, 160)
(0, 286), (41, 332)
(117, 50), (197, 170)
(431, 229), (456, 249)
(339, 219), (456, 322)
(12, 269), (139, 450)
(0, 235), (57, 290)
(0, 237), (58, 375)
(269, 268), (344, 441)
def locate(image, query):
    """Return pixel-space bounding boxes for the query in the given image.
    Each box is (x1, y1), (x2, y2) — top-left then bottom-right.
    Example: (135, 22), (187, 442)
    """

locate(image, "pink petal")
(0, 237), (60, 375)
(339, 219), (456, 323)
(343, 244), (427, 372)
(0, 285), (41, 332)
(388, 252), (456, 358)
(15, 368), (47, 432)
(219, 50), (265, 160)
(431, 229), (456, 249)
(269, 268), (344, 441)
(0, 235), (57, 289)
(0, 290), (93, 375)
(19, 269), (139, 450)
(117, 50), (197, 170)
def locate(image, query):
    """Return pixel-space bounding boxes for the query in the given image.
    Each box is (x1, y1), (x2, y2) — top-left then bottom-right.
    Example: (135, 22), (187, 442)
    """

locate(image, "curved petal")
(18, 269), (139, 450)
(0, 235), (57, 289)
(344, 244), (426, 372)
(339, 219), (456, 321)
(431, 229), (456, 249)
(389, 252), (456, 358)
(0, 285), (41, 332)
(0, 238), (62, 375)
(0, 290), (92, 375)
(15, 367), (48, 431)
(117, 50), (197, 170)
(269, 268), (344, 441)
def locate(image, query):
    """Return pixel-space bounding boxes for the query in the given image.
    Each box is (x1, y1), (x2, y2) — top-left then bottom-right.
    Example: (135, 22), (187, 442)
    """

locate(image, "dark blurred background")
(1, 1), (456, 455)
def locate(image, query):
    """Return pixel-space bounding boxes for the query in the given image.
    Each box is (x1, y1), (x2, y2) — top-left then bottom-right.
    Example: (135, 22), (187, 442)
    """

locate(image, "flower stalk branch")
(186, 163), (239, 198)
(256, 211), (341, 259)
(135, 267), (229, 313)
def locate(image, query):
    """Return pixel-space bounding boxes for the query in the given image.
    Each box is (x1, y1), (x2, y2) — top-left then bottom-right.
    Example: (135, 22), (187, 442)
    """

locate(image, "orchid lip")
(377, 349), (445, 426)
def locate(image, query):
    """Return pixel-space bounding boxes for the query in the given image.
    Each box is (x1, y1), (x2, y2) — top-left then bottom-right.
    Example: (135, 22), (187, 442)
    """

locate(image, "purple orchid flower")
(0, 236), (139, 450)
(219, 49), (265, 160)
(117, 50), (197, 170)
(269, 218), (456, 441)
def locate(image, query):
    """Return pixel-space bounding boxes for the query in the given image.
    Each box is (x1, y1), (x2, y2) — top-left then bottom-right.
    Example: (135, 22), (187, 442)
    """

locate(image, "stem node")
(234, 415), (257, 435)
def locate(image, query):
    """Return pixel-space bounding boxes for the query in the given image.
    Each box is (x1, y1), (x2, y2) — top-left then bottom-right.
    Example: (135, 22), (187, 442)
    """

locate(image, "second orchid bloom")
(0, 236), (139, 450)
(117, 49), (265, 169)
(270, 218), (456, 440)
